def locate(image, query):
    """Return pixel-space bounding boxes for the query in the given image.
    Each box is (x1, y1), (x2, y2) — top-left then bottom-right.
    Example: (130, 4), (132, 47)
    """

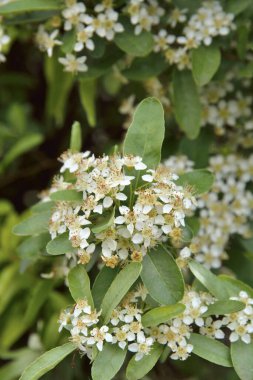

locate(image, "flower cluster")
(59, 286), (253, 363)
(164, 154), (253, 269)
(200, 72), (253, 143)
(29, 0), (235, 72)
(45, 151), (195, 268)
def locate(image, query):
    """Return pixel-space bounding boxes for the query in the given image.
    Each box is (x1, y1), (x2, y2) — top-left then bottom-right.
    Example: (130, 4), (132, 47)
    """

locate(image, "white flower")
(36, 26), (62, 57)
(74, 25), (95, 52)
(59, 54), (88, 73)
(128, 332), (153, 361)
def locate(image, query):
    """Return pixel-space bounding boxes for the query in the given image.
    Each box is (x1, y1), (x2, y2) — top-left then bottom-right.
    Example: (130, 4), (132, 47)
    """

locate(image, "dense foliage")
(1, 1), (253, 380)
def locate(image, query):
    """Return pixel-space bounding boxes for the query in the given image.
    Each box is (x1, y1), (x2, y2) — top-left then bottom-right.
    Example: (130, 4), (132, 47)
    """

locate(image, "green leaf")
(202, 300), (245, 317)
(225, 0), (252, 15)
(231, 340), (253, 380)
(189, 260), (229, 299)
(12, 211), (51, 236)
(68, 265), (94, 307)
(91, 344), (126, 380)
(92, 266), (120, 309)
(0, 134), (43, 172)
(123, 97), (165, 169)
(19, 343), (76, 380)
(70, 121), (82, 152)
(101, 262), (142, 323)
(18, 233), (50, 259)
(126, 343), (163, 380)
(142, 304), (185, 327)
(31, 201), (54, 213)
(141, 246), (184, 305)
(50, 190), (83, 202)
(173, 69), (202, 139)
(79, 79), (96, 127)
(46, 232), (75, 255)
(114, 21), (154, 57)
(192, 46), (221, 86)
(123, 53), (168, 81)
(180, 129), (214, 168)
(189, 333), (232, 367)
(0, 0), (62, 14)
(24, 280), (54, 326)
(91, 207), (115, 234)
(45, 53), (73, 126)
(176, 169), (214, 194)
(0, 349), (40, 380)
(218, 275), (253, 298)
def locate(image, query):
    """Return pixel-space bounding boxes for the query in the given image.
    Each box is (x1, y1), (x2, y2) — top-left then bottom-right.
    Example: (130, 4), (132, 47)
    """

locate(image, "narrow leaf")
(68, 265), (94, 307)
(173, 69), (201, 139)
(70, 121), (82, 152)
(219, 275), (253, 298)
(189, 333), (232, 367)
(126, 343), (163, 380)
(0, 0), (62, 14)
(19, 343), (76, 380)
(142, 304), (185, 327)
(79, 79), (96, 127)
(91, 207), (115, 234)
(101, 262), (142, 323)
(123, 97), (165, 169)
(202, 300), (245, 317)
(141, 246), (184, 305)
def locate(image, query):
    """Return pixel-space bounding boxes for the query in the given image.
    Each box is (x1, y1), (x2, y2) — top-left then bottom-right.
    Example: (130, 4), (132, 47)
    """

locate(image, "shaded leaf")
(79, 79), (96, 127)
(192, 45), (221, 86)
(46, 232), (75, 255)
(13, 211), (51, 236)
(68, 265), (94, 307)
(50, 190), (83, 202)
(92, 266), (120, 309)
(176, 169), (214, 194)
(231, 340), (253, 380)
(141, 246), (184, 305)
(70, 121), (82, 152)
(91, 344), (126, 380)
(203, 300), (245, 317)
(142, 304), (185, 327)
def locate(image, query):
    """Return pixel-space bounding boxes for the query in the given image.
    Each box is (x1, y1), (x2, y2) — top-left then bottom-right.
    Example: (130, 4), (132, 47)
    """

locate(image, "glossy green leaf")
(231, 340), (253, 380)
(123, 53), (168, 81)
(79, 79), (96, 127)
(20, 343), (76, 380)
(68, 265), (94, 307)
(141, 246), (184, 305)
(189, 260), (229, 299)
(176, 169), (214, 194)
(219, 275), (253, 298)
(173, 69), (202, 139)
(101, 262), (142, 323)
(46, 232), (75, 255)
(192, 45), (221, 86)
(189, 333), (232, 367)
(0, 0), (62, 14)
(115, 21), (154, 57)
(12, 211), (51, 236)
(142, 304), (185, 327)
(123, 97), (165, 169)
(126, 343), (163, 380)
(92, 266), (120, 309)
(91, 344), (126, 380)
(91, 207), (115, 234)
(202, 300), (245, 317)
(70, 121), (82, 152)
(50, 189), (83, 202)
